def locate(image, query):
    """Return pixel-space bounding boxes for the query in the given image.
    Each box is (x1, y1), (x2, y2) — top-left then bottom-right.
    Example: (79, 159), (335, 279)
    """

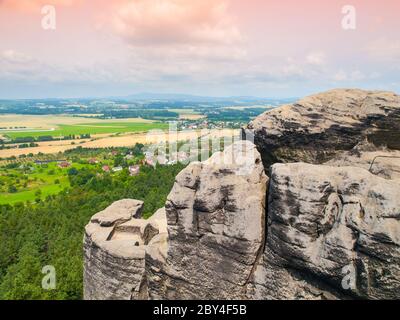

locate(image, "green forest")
(0, 163), (185, 300)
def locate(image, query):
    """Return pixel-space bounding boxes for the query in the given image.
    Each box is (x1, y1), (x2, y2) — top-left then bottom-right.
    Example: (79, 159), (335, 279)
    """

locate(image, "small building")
(145, 158), (155, 167)
(102, 165), (111, 172)
(128, 165), (140, 176)
(58, 161), (71, 168)
(88, 158), (98, 164)
(156, 155), (168, 166)
(112, 166), (123, 172)
(125, 154), (134, 160)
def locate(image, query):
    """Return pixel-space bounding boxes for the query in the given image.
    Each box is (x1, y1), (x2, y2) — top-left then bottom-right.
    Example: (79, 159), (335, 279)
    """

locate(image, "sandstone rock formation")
(326, 141), (400, 181)
(83, 200), (167, 300)
(147, 140), (268, 299)
(84, 89), (400, 300)
(250, 163), (400, 300)
(245, 89), (400, 169)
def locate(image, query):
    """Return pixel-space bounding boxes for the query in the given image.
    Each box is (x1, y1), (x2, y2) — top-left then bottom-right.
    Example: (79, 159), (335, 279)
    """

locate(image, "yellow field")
(168, 109), (205, 120)
(0, 129), (240, 158)
(179, 114), (205, 120)
(224, 106), (271, 110)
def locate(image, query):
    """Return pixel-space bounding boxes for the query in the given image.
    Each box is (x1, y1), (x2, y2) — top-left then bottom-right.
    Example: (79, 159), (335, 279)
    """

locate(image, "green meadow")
(0, 162), (89, 205)
(4, 122), (168, 139)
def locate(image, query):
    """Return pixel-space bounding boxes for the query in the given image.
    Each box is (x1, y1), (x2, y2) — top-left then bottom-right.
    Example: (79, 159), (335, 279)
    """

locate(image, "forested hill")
(0, 163), (184, 299)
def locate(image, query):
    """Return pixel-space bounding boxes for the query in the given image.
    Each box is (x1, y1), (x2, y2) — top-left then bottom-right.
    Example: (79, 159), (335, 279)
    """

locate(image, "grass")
(0, 181), (67, 204)
(4, 122), (169, 139)
(0, 162), (89, 205)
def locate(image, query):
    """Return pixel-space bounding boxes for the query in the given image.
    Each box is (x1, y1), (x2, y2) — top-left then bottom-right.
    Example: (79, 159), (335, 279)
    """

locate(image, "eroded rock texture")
(146, 140), (268, 299)
(250, 163), (400, 300)
(246, 89), (400, 168)
(83, 200), (167, 300)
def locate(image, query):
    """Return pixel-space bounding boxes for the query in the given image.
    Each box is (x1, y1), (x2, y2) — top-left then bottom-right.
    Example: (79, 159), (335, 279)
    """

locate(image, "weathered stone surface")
(247, 247), (347, 300)
(90, 199), (144, 227)
(253, 163), (400, 299)
(147, 141), (268, 299)
(326, 141), (400, 181)
(83, 201), (167, 300)
(245, 89), (400, 169)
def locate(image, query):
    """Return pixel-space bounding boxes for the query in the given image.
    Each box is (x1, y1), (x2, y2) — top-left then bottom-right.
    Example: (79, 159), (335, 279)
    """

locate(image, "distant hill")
(122, 92), (296, 105)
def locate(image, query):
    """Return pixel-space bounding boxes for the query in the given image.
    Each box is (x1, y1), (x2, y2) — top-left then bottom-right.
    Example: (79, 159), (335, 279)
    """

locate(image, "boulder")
(90, 199), (144, 227)
(245, 89), (400, 169)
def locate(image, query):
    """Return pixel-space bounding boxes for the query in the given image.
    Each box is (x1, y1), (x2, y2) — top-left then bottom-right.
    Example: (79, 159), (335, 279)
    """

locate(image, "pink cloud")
(104, 0), (242, 46)
(0, 0), (81, 12)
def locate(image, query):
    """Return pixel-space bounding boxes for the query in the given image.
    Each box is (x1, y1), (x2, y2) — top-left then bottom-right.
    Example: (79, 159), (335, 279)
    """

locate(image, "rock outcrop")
(83, 89), (400, 300)
(245, 89), (400, 169)
(250, 163), (400, 300)
(83, 200), (167, 300)
(147, 140), (268, 299)
(326, 141), (400, 181)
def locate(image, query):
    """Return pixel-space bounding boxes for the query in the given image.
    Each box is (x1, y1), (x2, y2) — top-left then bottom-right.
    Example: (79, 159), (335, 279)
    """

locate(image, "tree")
(67, 168), (79, 176)
(8, 185), (17, 193)
(0, 162), (185, 300)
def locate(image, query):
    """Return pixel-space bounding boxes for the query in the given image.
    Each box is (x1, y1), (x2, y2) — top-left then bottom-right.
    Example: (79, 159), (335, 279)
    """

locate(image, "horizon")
(0, 91), (299, 101)
(1, 87), (400, 102)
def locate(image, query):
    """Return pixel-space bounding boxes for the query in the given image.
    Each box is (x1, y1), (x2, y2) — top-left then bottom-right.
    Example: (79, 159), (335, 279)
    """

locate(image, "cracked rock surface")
(83, 200), (167, 300)
(147, 140), (268, 299)
(248, 163), (400, 300)
(246, 89), (400, 169)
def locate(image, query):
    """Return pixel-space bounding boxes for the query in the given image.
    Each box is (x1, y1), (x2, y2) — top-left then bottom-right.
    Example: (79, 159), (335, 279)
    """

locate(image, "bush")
(7, 185), (17, 193)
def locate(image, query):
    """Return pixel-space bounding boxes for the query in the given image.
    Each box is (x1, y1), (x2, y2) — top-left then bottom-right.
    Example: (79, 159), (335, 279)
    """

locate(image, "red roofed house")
(58, 161), (71, 168)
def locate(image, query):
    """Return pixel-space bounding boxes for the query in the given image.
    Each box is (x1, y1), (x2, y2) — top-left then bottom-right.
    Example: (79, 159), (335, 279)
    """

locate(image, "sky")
(0, 0), (399, 99)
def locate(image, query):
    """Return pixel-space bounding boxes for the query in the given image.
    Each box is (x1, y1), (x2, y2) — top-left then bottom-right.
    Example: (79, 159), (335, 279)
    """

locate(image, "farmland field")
(0, 116), (168, 139)
(2, 121), (168, 139)
(168, 109), (205, 120)
(0, 114), (155, 128)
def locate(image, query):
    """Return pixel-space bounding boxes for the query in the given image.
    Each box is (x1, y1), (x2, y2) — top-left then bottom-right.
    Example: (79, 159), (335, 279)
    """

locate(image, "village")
(0, 143), (191, 205)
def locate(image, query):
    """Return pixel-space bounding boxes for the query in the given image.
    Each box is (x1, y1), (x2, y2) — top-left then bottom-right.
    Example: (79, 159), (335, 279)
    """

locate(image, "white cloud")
(306, 52), (326, 66)
(332, 70), (347, 81)
(366, 38), (400, 62)
(332, 70), (381, 82)
(1, 50), (33, 64)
